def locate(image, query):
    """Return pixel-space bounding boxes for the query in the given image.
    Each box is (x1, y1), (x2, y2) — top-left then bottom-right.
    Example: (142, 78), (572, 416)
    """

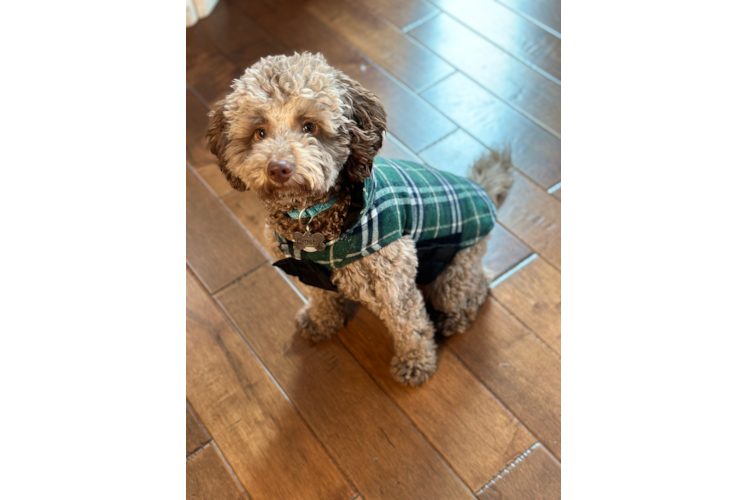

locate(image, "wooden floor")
(186, 0), (560, 498)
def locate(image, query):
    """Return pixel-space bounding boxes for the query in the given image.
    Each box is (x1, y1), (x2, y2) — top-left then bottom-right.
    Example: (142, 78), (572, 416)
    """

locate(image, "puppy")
(207, 52), (512, 386)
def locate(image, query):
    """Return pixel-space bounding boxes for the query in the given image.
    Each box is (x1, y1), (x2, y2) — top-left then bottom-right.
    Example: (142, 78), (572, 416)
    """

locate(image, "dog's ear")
(206, 99), (249, 192)
(338, 74), (387, 183)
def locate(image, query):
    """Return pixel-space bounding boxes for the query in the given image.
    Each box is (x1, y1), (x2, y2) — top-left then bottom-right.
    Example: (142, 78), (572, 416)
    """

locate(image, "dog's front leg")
(296, 287), (347, 342)
(334, 237), (437, 386)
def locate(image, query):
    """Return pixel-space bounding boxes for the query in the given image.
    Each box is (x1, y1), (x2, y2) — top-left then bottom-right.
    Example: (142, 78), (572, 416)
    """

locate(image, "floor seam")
(475, 442), (542, 495)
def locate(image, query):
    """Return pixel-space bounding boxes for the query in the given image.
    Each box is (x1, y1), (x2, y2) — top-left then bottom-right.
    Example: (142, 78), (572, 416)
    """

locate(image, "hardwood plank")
(230, 0), (457, 153)
(495, 171), (560, 269)
(497, 0), (560, 31)
(492, 256), (560, 355)
(418, 129), (491, 176)
(477, 444), (560, 500)
(411, 14), (560, 136)
(379, 134), (421, 162)
(305, 0), (455, 92)
(216, 264), (474, 500)
(421, 74), (560, 189)
(187, 402), (211, 455)
(186, 29), (243, 104)
(448, 296), (561, 459)
(186, 87), (214, 169)
(195, 0), (289, 69)
(195, 164), (234, 198)
(429, 0), (560, 81)
(551, 186), (560, 200)
(339, 307), (536, 492)
(186, 167), (266, 292)
(187, 88), (236, 197)
(358, 0), (440, 31)
(483, 225), (533, 282)
(187, 270), (354, 500)
(187, 444), (247, 500)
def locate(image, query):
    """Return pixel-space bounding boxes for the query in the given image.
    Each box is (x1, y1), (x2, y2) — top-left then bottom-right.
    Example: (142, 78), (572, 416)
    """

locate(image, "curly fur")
(207, 52), (512, 386)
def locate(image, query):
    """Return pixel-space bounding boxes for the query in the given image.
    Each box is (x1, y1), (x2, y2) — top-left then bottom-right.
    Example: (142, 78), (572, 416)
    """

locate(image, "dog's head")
(206, 52), (386, 203)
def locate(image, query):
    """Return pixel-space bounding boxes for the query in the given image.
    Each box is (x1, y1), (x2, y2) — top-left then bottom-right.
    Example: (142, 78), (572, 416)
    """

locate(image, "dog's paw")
(296, 306), (341, 343)
(432, 309), (473, 337)
(390, 341), (438, 386)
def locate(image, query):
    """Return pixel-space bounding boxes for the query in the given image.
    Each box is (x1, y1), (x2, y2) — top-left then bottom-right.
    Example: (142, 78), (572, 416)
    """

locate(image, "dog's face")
(207, 53), (386, 204)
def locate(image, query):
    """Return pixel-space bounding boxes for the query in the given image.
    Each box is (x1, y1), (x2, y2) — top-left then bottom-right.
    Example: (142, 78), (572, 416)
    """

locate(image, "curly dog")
(207, 52), (512, 386)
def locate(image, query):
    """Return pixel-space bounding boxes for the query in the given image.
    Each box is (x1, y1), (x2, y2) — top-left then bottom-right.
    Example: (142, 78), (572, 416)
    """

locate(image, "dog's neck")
(263, 181), (353, 243)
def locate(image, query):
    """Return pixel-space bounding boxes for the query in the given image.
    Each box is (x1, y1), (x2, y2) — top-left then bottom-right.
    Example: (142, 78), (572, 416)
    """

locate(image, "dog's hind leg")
(296, 287), (347, 342)
(427, 238), (490, 337)
(333, 236), (438, 386)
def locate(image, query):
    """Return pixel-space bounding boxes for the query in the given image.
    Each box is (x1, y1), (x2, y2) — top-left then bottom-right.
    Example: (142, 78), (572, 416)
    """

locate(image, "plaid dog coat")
(273, 157), (497, 291)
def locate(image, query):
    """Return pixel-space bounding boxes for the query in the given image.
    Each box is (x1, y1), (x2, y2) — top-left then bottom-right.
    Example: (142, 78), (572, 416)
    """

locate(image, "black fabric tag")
(414, 234), (461, 285)
(273, 258), (338, 292)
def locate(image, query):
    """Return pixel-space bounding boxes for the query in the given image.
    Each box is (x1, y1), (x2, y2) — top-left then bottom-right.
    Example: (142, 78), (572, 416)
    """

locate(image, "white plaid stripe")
(402, 163), (443, 239)
(415, 163), (463, 234)
(382, 158), (424, 239)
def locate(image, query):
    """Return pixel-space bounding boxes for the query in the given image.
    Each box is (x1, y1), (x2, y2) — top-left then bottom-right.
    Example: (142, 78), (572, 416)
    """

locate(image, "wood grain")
(421, 73), (560, 189)
(418, 129), (491, 177)
(411, 14), (560, 136)
(186, 87), (214, 169)
(483, 225), (534, 282)
(339, 307), (536, 492)
(495, 171), (561, 269)
(497, 0), (561, 35)
(216, 264), (474, 500)
(358, 0), (439, 30)
(187, 269), (354, 500)
(448, 296), (561, 459)
(551, 187), (561, 200)
(305, 0), (455, 92)
(195, 164), (234, 198)
(231, 0), (457, 153)
(186, 167), (266, 292)
(194, 0), (289, 69)
(187, 402), (211, 456)
(492, 256), (561, 355)
(428, 0), (560, 81)
(187, 444), (248, 500)
(186, 29), (242, 104)
(379, 134), (421, 163)
(477, 445), (560, 500)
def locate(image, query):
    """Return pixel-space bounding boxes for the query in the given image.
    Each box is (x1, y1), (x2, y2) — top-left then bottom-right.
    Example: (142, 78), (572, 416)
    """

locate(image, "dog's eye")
(302, 122), (316, 134)
(255, 128), (266, 140)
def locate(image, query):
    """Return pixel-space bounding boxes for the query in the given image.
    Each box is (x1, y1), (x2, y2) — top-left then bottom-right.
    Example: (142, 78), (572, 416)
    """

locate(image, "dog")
(207, 52), (512, 386)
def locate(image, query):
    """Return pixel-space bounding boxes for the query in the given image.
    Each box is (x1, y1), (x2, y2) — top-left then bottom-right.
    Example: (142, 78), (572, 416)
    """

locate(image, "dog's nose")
(267, 161), (294, 184)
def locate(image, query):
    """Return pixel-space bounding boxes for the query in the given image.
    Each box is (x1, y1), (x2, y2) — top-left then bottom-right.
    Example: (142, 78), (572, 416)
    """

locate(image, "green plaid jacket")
(275, 157), (496, 278)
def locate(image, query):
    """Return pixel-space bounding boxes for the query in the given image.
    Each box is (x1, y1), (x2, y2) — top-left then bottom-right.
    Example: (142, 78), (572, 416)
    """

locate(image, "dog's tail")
(468, 147), (514, 209)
